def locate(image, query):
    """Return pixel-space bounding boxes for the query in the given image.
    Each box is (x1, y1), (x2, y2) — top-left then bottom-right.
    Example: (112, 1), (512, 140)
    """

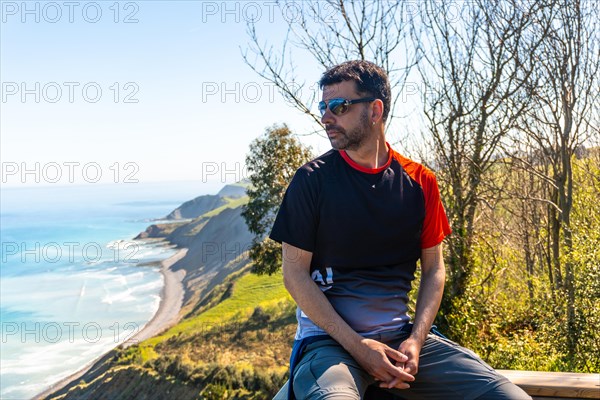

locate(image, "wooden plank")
(532, 398), (583, 400)
(532, 398), (581, 400)
(498, 370), (600, 399)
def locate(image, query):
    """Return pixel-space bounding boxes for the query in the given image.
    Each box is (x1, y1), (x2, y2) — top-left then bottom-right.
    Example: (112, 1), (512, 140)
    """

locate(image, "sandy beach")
(124, 247), (188, 346)
(33, 247), (188, 400)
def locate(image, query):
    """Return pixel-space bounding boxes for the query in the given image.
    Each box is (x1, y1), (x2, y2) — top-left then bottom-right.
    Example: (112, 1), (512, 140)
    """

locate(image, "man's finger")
(384, 347), (408, 363)
(381, 361), (415, 383)
(404, 360), (419, 375)
(374, 372), (395, 383)
(381, 376), (410, 389)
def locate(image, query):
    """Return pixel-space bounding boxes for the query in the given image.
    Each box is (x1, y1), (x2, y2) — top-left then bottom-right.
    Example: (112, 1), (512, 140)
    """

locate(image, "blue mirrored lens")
(319, 98), (346, 116)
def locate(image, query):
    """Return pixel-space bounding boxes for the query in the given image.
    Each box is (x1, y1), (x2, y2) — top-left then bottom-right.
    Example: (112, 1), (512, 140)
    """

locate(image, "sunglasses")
(318, 97), (376, 116)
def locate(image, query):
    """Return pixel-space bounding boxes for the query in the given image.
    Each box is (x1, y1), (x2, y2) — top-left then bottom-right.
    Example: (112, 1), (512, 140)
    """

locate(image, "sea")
(0, 181), (220, 400)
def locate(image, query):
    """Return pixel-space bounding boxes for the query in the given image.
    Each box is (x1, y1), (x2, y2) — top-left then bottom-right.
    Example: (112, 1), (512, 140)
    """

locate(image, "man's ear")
(372, 99), (384, 123)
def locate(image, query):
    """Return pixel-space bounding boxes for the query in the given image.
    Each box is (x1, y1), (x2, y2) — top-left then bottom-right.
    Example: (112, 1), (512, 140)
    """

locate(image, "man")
(269, 60), (530, 400)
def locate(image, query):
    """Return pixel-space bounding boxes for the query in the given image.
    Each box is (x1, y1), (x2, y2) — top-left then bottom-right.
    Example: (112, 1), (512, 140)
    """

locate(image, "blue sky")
(1, 1), (335, 188)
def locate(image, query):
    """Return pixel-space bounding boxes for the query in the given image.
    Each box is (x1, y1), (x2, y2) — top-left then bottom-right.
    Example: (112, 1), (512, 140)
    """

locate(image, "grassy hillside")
(139, 268), (294, 362)
(200, 196), (249, 219)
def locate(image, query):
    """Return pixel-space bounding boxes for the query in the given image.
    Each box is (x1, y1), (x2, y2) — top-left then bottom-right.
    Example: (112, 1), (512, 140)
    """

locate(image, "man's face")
(321, 81), (372, 151)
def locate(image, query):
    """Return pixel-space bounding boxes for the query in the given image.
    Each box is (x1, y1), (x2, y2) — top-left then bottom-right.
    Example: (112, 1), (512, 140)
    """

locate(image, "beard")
(326, 108), (371, 151)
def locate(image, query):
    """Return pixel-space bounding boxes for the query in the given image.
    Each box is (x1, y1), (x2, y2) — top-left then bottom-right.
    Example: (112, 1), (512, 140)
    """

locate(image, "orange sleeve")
(419, 170), (452, 248)
(393, 152), (452, 248)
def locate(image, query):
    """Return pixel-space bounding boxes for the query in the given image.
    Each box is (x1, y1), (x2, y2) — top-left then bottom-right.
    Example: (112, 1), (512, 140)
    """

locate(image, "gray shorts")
(274, 330), (531, 400)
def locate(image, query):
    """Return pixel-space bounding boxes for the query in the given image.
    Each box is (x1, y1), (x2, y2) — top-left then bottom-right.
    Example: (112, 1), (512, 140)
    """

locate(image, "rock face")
(217, 182), (248, 198)
(165, 183), (249, 220)
(169, 206), (254, 307)
(168, 207), (252, 271)
(134, 223), (181, 239)
(153, 187), (254, 307)
(165, 194), (226, 220)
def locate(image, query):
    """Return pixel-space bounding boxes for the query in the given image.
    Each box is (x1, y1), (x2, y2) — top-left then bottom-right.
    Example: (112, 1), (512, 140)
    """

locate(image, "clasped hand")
(354, 338), (419, 389)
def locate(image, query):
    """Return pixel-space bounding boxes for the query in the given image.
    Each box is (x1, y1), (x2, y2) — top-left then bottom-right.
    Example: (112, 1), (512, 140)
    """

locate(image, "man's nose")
(321, 107), (335, 125)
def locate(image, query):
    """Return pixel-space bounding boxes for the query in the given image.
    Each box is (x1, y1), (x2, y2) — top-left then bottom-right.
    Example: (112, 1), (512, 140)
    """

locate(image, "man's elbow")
(282, 262), (294, 292)
(282, 259), (303, 294)
(281, 243), (312, 290)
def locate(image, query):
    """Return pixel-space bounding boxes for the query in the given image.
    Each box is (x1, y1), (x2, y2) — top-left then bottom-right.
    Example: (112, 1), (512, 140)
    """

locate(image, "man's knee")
(291, 340), (374, 399)
(293, 360), (363, 399)
(302, 391), (360, 400)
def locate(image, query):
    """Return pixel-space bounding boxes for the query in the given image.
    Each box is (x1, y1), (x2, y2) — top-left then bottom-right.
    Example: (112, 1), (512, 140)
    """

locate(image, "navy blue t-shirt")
(269, 145), (451, 339)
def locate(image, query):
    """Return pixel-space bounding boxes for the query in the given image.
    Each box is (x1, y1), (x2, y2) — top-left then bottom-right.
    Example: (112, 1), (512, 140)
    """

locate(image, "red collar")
(339, 142), (392, 174)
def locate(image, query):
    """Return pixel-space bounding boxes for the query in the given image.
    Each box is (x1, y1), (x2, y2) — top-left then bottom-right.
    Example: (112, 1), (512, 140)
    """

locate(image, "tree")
(241, 124), (313, 275)
(514, 0), (600, 358)
(242, 0), (417, 133)
(412, 0), (551, 319)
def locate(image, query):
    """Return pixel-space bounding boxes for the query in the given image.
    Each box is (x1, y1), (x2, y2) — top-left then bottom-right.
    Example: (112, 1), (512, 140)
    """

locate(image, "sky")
(1, 1), (340, 190)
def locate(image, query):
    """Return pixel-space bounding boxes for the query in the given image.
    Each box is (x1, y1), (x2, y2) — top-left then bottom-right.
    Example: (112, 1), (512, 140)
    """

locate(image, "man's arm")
(281, 242), (415, 386)
(384, 243), (445, 388)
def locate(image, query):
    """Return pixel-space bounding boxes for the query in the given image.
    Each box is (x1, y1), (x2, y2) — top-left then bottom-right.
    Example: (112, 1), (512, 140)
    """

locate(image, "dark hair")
(319, 60), (391, 122)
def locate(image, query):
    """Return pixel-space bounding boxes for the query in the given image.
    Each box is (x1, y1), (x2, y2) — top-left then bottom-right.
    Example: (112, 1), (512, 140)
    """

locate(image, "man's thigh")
(292, 338), (374, 400)
(286, 333), (530, 400)
(382, 334), (530, 400)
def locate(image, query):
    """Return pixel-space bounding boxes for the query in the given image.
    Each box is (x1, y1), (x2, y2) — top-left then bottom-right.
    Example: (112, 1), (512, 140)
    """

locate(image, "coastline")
(125, 246), (188, 346)
(33, 246), (188, 400)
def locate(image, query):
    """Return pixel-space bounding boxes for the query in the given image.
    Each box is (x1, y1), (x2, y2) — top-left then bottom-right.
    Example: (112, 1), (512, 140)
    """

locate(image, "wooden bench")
(498, 370), (600, 399)
(363, 371), (599, 399)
